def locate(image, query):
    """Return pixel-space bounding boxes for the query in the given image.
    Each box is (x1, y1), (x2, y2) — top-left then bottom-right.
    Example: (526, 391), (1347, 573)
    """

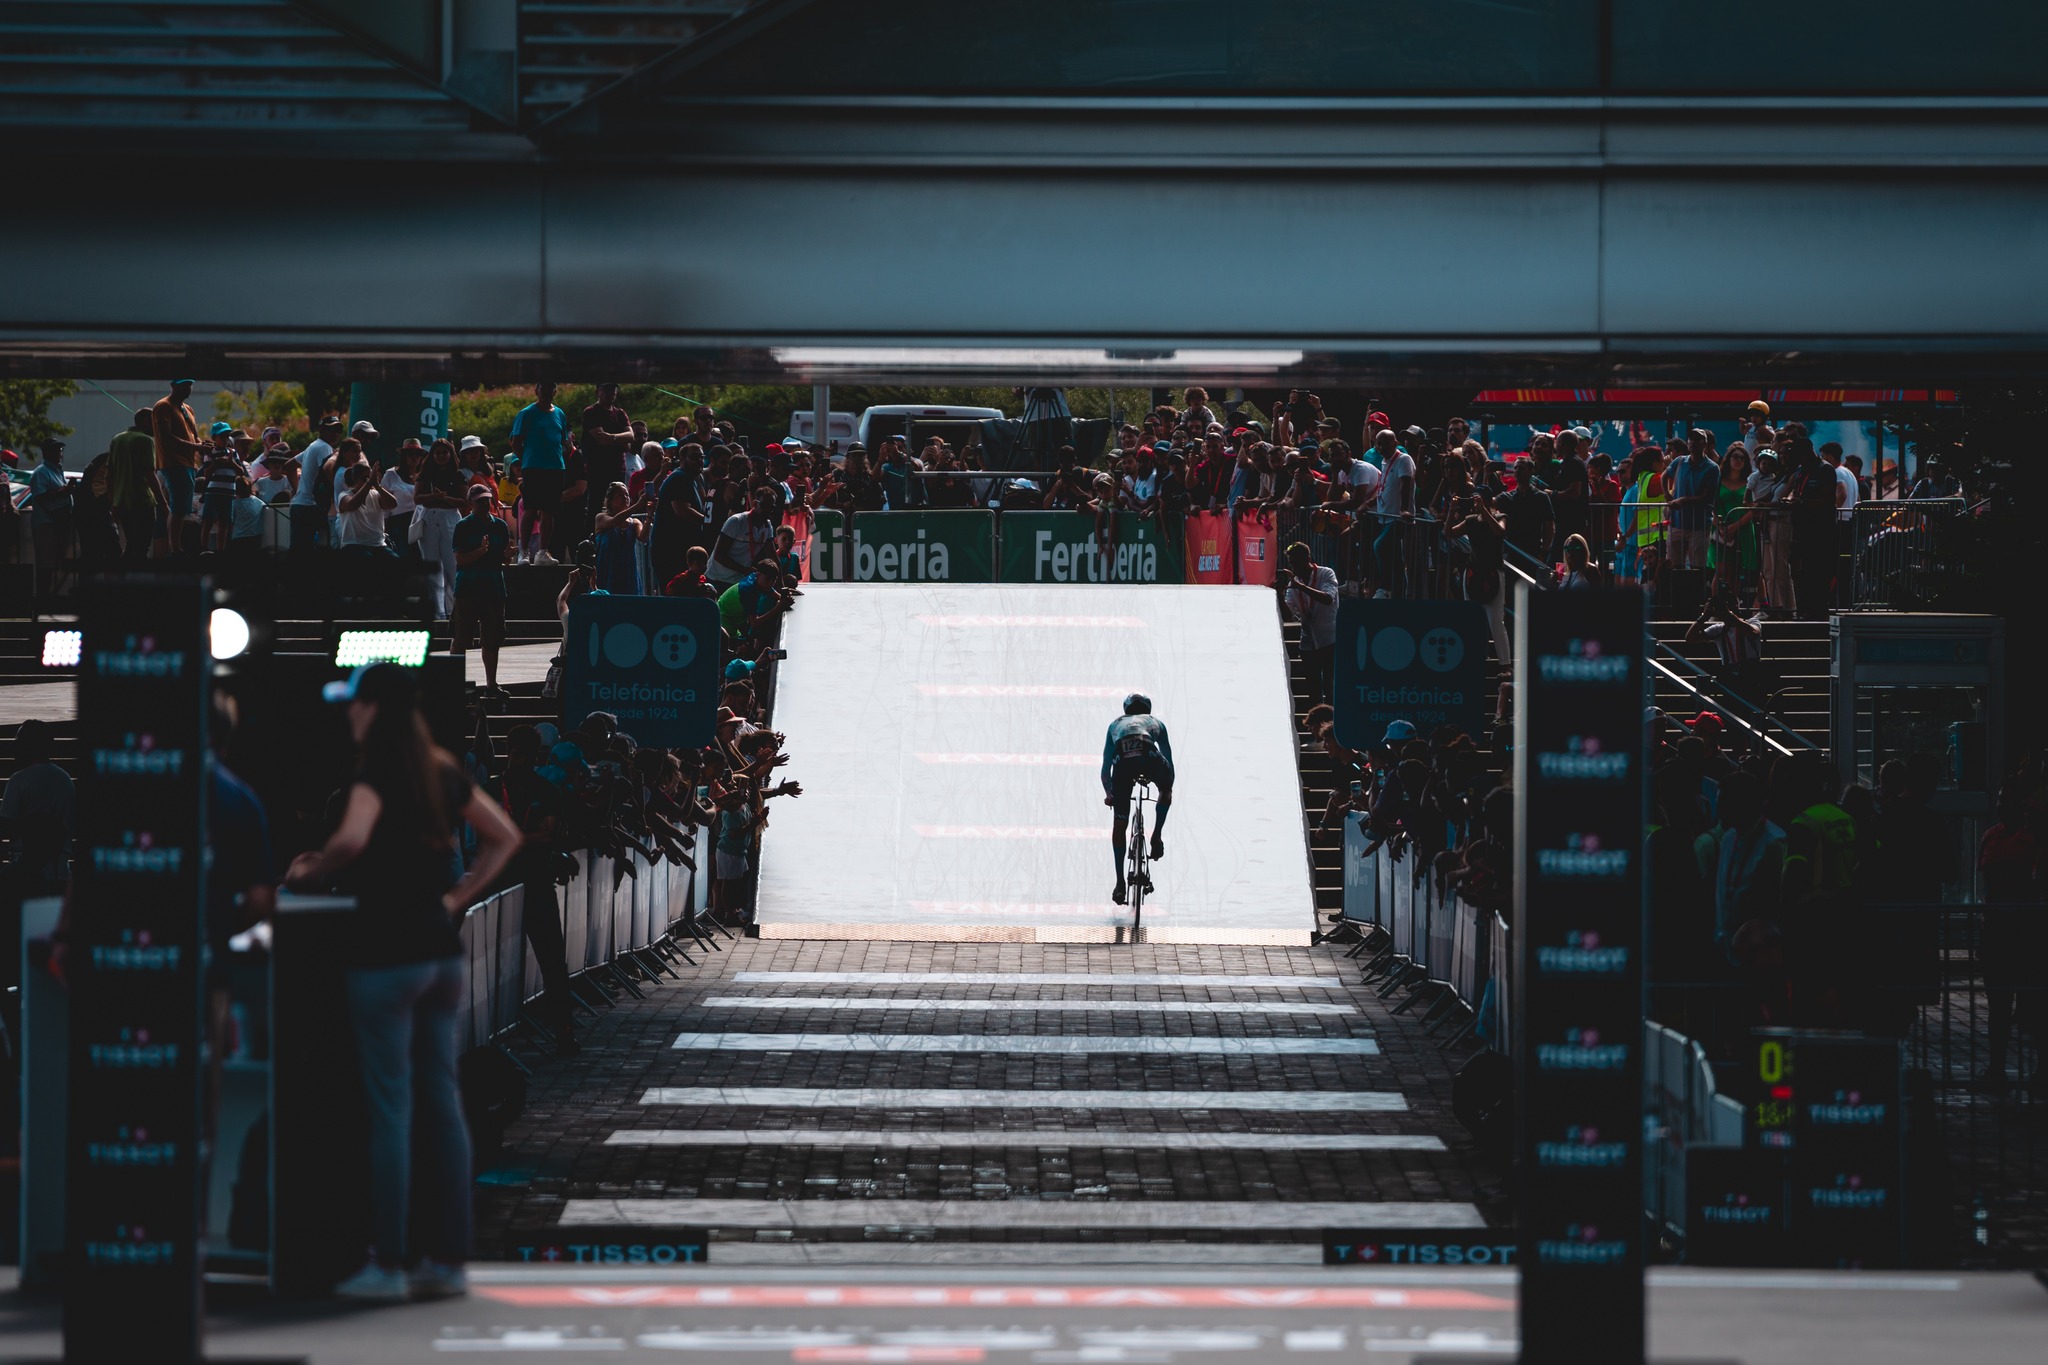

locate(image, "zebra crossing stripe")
(697, 996), (1356, 1016)
(603, 1129), (1444, 1150)
(638, 1087), (1409, 1111)
(669, 1033), (1380, 1055)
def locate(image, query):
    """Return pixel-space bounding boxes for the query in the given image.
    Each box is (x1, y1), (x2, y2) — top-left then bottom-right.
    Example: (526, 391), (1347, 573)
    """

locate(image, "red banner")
(1184, 511), (1233, 585)
(1235, 512), (1279, 586)
(782, 510), (814, 582)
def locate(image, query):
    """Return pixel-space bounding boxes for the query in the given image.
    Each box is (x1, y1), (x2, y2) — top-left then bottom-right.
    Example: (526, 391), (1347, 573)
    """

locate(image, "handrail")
(1501, 538), (1818, 756)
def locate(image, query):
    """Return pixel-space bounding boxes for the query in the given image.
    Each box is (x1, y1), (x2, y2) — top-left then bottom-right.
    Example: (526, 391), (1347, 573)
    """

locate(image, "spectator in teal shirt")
(510, 382), (570, 562)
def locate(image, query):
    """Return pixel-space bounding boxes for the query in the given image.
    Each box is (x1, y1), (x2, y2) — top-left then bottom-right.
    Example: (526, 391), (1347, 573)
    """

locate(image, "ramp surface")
(757, 584), (1313, 943)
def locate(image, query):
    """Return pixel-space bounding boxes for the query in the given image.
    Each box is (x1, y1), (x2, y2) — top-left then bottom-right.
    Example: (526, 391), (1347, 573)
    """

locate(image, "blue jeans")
(346, 956), (471, 1265)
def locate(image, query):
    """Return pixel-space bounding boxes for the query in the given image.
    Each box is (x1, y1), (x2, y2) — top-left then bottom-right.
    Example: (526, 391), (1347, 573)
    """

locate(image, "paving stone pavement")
(472, 939), (1508, 1256)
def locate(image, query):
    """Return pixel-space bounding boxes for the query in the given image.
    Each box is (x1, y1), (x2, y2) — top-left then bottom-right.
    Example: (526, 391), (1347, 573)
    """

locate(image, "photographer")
(1277, 541), (1338, 706)
(1686, 591), (1770, 723)
(1438, 488), (1509, 667)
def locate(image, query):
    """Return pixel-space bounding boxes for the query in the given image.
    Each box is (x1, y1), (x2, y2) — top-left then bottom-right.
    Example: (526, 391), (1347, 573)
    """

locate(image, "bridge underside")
(11, 98), (2048, 385)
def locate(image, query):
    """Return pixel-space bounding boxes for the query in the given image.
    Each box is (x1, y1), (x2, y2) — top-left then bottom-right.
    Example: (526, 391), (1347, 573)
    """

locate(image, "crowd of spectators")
(1319, 676), (2025, 1075)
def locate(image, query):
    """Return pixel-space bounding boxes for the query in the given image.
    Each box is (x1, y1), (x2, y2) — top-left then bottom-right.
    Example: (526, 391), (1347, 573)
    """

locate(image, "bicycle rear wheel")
(1127, 797), (1147, 934)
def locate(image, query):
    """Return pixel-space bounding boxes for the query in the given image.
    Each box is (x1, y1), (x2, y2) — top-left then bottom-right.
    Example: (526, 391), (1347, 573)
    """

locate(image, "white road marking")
(638, 1087), (1408, 1112)
(697, 996), (1355, 1016)
(914, 752), (1096, 766)
(669, 1033), (1379, 1055)
(734, 973), (1347, 988)
(914, 614), (1147, 628)
(912, 825), (1101, 840)
(917, 684), (1129, 698)
(603, 1129), (1444, 1150)
(559, 1199), (1486, 1230)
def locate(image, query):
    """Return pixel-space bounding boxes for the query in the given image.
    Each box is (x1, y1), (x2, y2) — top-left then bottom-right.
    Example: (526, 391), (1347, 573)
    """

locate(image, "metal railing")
(460, 831), (716, 1055)
(1851, 497), (1969, 608)
(1644, 1022), (1746, 1248)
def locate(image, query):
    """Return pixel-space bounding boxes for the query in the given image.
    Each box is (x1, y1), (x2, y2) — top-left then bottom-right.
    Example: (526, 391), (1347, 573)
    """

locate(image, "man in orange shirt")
(151, 378), (206, 556)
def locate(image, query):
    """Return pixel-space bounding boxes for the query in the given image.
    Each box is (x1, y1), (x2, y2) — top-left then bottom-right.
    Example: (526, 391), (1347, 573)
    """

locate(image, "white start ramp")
(755, 584), (1314, 944)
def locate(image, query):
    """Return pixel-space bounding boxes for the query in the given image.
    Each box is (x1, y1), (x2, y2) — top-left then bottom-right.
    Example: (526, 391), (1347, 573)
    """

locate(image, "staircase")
(1280, 602), (1831, 936)
(1649, 618), (1832, 752)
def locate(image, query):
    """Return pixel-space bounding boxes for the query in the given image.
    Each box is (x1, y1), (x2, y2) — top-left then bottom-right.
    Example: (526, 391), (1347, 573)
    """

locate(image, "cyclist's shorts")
(1110, 753), (1174, 827)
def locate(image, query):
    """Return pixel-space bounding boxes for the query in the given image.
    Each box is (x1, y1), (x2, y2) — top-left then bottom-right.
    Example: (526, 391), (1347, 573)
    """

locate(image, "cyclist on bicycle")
(1103, 693), (1174, 905)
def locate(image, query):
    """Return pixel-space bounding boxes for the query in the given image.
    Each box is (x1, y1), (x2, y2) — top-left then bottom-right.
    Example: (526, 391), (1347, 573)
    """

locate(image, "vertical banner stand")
(65, 579), (211, 1364)
(1511, 584), (1648, 1365)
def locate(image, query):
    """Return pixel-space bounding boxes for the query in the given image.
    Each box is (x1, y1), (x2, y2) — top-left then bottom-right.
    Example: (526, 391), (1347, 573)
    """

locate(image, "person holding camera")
(1277, 541), (1339, 706)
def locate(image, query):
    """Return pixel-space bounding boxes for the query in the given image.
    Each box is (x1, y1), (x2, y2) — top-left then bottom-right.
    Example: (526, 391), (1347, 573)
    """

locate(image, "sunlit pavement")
(3, 1266), (2044, 1364)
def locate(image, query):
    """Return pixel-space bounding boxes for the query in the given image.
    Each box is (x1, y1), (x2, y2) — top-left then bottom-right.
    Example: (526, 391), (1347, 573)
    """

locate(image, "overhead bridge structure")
(6, 1), (2048, 385)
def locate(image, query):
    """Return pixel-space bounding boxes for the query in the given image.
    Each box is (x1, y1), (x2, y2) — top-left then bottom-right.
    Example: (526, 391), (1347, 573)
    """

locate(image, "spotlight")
(40, 628), (82, 668)
(209, 608), (250, 661)
(334, 628), (432, 669)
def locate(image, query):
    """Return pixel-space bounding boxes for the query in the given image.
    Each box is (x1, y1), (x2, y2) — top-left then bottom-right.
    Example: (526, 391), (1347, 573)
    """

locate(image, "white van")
(857, 404), (1005, 452)
(787, 410), (857, 448)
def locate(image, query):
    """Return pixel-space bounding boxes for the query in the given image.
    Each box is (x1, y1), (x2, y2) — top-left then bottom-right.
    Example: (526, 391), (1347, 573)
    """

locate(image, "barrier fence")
(1851, 497), (1969, 608)
(455, 826), (714, 1051)
(1342, 837), (1747, 1252)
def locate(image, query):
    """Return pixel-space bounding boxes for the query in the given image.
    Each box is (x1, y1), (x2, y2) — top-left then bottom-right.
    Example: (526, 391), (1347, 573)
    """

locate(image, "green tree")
(213, 381), (309, 435)
(0, 379), (77, 454)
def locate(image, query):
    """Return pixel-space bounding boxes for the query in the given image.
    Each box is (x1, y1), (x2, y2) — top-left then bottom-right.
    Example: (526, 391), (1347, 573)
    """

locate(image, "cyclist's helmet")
(1123, 693), (1152, 715)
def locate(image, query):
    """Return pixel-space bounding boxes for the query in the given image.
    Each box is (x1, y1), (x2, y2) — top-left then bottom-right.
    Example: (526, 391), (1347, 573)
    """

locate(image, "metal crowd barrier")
(1851, 497), (1967, 607)
(1341, 838), (1746, 1245)
(1644, 1020), (1746, 1246)
(455, 840), (707, 1051)
(1341, 835), (1492, 1045)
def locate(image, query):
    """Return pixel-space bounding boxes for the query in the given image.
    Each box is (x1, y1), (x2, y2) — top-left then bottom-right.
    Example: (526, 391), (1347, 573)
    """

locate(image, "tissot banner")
(1512, 584), (1649, 1365)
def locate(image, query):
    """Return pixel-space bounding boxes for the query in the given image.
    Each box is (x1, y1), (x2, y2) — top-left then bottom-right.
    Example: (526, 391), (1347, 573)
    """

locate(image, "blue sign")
(561, 596), (720, 748)
(1332, 598), (1490, 748)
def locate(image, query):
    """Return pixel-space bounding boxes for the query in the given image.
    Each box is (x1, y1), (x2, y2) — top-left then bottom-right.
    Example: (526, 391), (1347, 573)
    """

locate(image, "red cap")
(765, 442), (782, 454)
(1686, 710), (1726, 735)
(1367, 411), (1391, 427)
(1232, 426), (1250, 437)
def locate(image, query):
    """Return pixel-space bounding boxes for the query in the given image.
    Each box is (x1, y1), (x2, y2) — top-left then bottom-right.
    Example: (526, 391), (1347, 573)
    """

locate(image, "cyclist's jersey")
(1102, 715), (1174, 794)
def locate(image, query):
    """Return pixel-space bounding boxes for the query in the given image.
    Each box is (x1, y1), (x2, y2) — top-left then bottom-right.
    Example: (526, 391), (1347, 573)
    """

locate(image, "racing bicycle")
(1126, 778), (1155, 939)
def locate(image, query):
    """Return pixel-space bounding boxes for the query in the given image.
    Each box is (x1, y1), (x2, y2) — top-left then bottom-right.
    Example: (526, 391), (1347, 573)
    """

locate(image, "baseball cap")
(209, 421), (234, 437)
(350, 419), (379, 438)
(1686, 710), (1727, 735)
(1748, 400), (1771, 416)
(1367, 411), (1391, 427)
(662, 438), (679, 449)
(322, 662), (419, 707)
(1382, 719), (1419, 745)
(467, 483), (494, 502)
(41, 437), (65, 456)
(782, 437), (807, 450)
(318, 414), (343, 430)
(171, 378), (195, 387)
(765, 442), (783, 454)
(458, 434), (488, 452)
